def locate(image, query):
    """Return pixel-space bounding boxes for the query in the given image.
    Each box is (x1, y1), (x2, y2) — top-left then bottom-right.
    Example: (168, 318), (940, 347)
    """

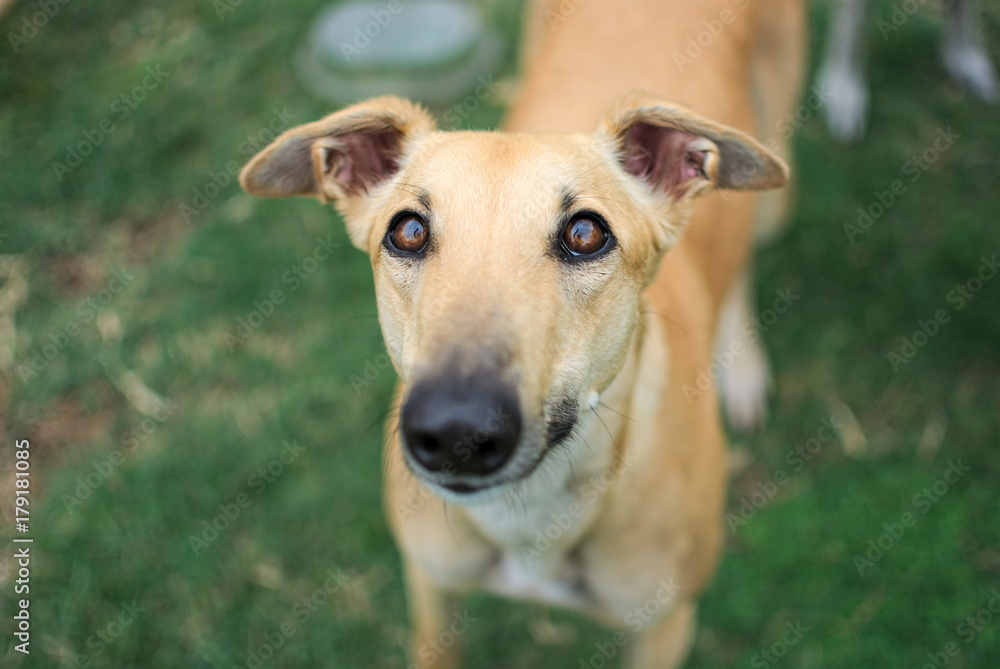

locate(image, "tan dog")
(240, 0), (804, 666)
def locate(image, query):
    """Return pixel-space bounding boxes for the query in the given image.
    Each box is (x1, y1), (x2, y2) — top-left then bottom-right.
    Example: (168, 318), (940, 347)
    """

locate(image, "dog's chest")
(465, 483), (603, 611)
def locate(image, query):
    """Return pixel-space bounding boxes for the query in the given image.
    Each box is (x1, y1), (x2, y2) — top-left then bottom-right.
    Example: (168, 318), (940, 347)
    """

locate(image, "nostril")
(410, 433), (442, 464)
(480, 440), (507, 469)
(417, 435), (440, 454)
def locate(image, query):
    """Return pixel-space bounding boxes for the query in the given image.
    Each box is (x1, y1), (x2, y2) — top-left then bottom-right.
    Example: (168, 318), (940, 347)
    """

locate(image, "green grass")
(2, 0), (999, 667)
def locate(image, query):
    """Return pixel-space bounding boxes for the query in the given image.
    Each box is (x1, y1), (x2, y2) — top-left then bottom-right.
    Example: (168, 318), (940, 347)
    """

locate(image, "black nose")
(401, 377), (521, 478)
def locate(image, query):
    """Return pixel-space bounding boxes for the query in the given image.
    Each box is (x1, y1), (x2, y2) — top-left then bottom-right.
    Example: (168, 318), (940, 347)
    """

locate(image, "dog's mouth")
(432, 443), (558, 496)
(441, 481), (482, 494)
(435, 446), (549, 496)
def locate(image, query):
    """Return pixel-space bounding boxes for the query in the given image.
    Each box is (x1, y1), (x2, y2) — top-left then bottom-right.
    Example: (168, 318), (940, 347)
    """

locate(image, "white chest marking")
(461, 409), (621, 611)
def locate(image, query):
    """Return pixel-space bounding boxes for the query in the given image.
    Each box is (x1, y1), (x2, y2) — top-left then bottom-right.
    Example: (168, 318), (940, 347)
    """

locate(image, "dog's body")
(240, 1), (804, 666)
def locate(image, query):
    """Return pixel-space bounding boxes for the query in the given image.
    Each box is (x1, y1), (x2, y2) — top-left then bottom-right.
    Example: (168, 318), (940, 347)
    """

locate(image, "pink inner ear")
(325, 127), (402, 195)
(622, 122), (708, 199)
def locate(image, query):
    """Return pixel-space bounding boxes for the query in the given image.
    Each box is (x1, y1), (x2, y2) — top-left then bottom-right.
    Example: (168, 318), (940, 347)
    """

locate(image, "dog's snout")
(401, 378), (521, 479)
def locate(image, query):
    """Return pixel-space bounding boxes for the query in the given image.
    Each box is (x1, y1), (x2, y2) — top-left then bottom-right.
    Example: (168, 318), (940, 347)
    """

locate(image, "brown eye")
(387, 213), (429, 255)
(561, 215), (608, 257)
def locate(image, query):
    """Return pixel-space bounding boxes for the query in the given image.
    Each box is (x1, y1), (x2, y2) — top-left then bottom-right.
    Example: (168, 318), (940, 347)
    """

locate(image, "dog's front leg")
(629, 601), (697, 669)
(404, 559), (461, 669)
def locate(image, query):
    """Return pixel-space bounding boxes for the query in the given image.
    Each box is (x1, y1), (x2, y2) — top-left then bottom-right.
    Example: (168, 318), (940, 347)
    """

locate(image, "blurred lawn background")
(1, 0), (999, 667)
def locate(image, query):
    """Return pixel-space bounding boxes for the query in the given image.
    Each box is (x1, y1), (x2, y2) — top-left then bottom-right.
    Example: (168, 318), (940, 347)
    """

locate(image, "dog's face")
(241, 95), (786, 500)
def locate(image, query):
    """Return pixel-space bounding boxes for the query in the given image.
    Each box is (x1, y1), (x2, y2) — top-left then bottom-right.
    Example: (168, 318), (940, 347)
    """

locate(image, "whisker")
(358, 405), (400, 445)
(380, 423), (398, 487)
(576, 176), (630, 193)
(443, 498), (459, 540)
(598, 400), (634, 423)
(392, 183), (422, 198)
(592, 405), (621, 458)
(508, 479), (528, 531)
(578, 194), (644, 214)
(561, 447), (577, 485)
(568, 157), (620, 189)
(639, 309), (687, 335)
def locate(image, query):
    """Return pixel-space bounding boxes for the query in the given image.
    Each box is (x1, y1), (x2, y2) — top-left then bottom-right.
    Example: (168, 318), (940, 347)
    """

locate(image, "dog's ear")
(600, 95), (788, 200)
(240, 96), (435, 203)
